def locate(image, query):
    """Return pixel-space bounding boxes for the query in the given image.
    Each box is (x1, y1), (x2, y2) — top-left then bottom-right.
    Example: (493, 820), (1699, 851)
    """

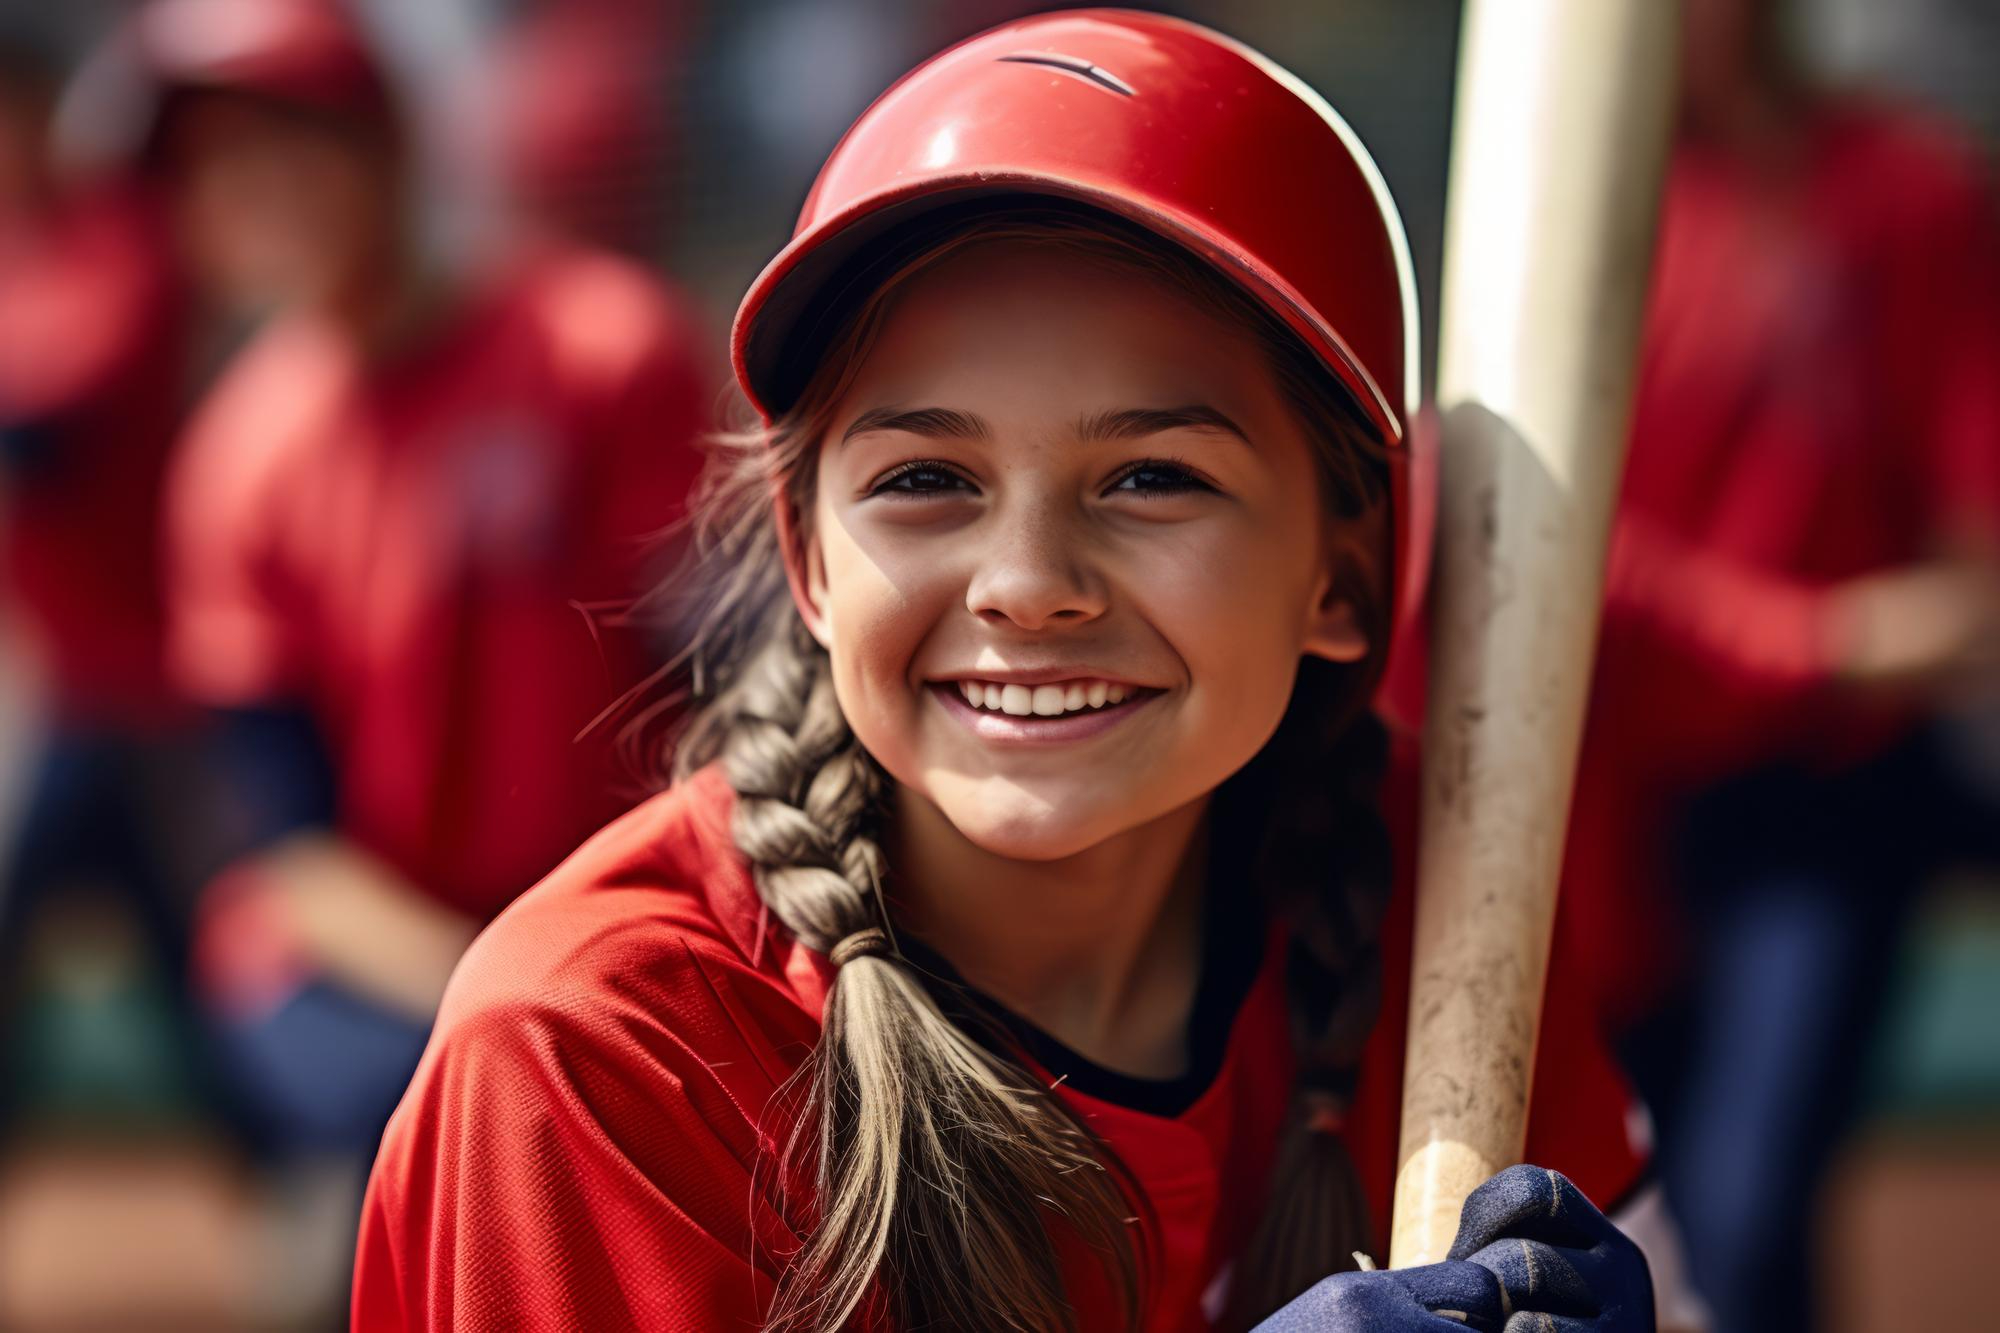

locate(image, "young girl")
(355, 12), (1660, 1331)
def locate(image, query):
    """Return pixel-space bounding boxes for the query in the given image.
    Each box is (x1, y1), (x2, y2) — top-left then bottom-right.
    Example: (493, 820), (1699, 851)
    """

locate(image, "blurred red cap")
(133, 0), (390, 124)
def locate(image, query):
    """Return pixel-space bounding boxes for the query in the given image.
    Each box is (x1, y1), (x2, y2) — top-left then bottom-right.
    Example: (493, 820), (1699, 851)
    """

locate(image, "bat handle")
(1388, 0), (1678, 1268)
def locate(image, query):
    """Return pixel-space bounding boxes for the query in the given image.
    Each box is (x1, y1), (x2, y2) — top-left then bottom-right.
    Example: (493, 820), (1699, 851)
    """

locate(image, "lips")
(949, 677), (1133, 717)
(927, 675), (1161, 746)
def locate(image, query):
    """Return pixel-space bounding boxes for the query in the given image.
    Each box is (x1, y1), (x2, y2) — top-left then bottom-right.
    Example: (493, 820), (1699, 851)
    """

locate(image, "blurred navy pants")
(1622, 726), (1999, 1333)
(0, 727), (204, 1126)
(214, 978), (431, 1157)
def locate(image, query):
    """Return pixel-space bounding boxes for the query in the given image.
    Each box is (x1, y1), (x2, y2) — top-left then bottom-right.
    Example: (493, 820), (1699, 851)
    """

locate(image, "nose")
(964, 503), (1109, 631)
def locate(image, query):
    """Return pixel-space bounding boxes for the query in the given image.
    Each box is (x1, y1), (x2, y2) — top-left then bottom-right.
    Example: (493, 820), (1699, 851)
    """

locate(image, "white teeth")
(951, 678), (1141, 716)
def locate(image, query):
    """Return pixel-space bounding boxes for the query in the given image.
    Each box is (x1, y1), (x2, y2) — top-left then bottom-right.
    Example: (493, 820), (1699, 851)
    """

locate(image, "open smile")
(928, 676), (1162, 745)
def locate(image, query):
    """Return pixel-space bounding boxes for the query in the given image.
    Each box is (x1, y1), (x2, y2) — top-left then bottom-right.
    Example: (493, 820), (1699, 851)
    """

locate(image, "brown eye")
(871, 461), (974, 497)
(1108, 461), (1214, 497)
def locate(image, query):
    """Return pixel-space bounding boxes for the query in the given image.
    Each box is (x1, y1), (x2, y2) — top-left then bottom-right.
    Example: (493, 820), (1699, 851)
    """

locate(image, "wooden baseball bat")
(1388, 0), (1678, 1269)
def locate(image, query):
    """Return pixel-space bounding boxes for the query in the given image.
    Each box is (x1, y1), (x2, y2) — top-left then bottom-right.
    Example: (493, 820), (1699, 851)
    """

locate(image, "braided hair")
(641, 209), (1395, 1331)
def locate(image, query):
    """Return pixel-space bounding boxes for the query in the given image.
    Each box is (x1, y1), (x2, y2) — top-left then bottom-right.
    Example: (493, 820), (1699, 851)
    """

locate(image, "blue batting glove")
(1253, 1165), (1654, 1332)
(1447, 1164), (1654, 1332)
(1254, 1258), (1505, 1332)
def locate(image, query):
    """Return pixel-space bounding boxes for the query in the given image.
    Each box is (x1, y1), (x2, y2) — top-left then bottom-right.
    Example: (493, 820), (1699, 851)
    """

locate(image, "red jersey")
(354, 760), (1647, 1332)
(1563, 102), (2000, 1024)
(166, 246), (708, 917)
(0, 183), (186, 724)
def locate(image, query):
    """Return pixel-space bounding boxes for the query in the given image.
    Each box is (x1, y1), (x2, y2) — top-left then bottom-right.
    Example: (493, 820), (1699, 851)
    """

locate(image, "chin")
(922, 770), (1143, 862)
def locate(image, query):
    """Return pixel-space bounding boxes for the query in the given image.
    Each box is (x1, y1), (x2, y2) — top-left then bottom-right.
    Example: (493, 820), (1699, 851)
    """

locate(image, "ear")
(1302, 508), (1385, 665)
(1303, 589), (1369, 664)
(772, 483), (833, 649)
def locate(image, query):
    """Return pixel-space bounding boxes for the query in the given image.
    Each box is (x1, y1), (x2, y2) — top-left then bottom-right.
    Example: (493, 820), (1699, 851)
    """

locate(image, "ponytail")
(1219, 668), (1394, 1327)
(691, 615), (1139, 1332)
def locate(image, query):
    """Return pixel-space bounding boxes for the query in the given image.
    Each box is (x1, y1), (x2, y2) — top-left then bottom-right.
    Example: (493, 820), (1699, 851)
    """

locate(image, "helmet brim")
(732, 174), (1404, 448)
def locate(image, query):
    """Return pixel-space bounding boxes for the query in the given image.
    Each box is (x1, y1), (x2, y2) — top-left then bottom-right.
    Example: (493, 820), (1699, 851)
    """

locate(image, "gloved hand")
(1251, 1258), (1505, 1332)
(1253, 1165), (1655, 1332)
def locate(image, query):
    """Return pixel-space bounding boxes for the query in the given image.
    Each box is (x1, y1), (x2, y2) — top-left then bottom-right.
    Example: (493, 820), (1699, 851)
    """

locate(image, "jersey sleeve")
(1592, 117), (2000, 753)
(1600, 511), (1838, 698)
(0, 192), (168, 429)
(352, 934), (796, 1332)
(1875, 130), (2000, 546)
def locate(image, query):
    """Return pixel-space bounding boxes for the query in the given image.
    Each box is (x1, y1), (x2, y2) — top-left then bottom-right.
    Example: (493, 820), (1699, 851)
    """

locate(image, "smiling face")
(791, 236), (1380, 861)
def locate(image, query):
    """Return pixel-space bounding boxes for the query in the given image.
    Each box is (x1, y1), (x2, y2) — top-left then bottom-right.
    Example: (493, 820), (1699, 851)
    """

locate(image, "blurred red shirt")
(0, 183), (186, 725)
(166, 245), (709, 918)
(1565, 100), (2000, 1024)
(352, 756), (1648, 1332)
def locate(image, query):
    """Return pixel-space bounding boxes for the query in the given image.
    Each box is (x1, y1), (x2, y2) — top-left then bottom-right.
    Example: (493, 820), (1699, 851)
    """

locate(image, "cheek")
(1149, 495), (1321, 665)
(812, 500), (957, 752)
(1149, 523), (1316, 746)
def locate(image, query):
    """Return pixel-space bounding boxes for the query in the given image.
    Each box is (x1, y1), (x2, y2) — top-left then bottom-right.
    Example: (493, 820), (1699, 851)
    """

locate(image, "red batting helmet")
(731, 8), (1433, 659)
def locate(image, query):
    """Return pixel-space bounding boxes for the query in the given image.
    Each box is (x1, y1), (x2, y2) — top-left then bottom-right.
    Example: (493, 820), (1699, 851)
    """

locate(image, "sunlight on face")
(802, 240), (1368, 860)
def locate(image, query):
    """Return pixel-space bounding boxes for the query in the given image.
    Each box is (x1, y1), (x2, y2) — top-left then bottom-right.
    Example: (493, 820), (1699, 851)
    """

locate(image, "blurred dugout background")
(0, 1), (1996, 1330)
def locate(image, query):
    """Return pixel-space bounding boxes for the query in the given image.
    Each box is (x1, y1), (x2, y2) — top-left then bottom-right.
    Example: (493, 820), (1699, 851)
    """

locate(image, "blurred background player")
(0, 12), (207, 1140)
(149, 0), (708, 1134)
(1552, 0), (2000, 1329)
(120, 0), (710, 1316)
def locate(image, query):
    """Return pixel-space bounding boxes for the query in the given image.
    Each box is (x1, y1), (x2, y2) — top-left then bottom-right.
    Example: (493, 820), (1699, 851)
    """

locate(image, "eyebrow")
(1077, 406), (1253, 448)
(840, 406), (987, 445)
(840, 404), (1252, 448)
